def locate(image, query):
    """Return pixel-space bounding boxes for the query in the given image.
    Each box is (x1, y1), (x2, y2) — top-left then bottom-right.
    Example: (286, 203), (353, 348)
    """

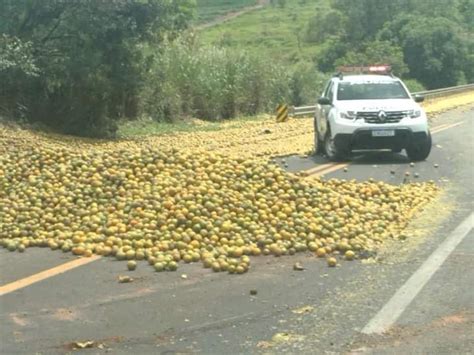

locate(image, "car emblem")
(378, 110), (387, 122)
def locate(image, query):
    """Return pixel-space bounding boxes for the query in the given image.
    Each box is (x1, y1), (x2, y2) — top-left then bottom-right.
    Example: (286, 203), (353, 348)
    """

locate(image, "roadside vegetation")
(203, 0), (474, 88)
(1, 0), (473, 138)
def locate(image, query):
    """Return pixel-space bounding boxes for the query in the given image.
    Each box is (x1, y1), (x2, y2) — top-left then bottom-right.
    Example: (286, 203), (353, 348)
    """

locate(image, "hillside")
(199, 0), (329, 63)
(3, 0), (472, 138)
(196, 0), (259, 24)
(198, 0), (473, 90)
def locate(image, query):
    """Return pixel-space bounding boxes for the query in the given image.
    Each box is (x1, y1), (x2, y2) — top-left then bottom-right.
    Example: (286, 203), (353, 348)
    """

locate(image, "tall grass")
(140, 37), (307, 122)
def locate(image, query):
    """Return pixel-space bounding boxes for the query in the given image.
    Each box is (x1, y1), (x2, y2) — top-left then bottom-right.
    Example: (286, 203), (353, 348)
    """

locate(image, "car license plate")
(372, 130), (395, 137)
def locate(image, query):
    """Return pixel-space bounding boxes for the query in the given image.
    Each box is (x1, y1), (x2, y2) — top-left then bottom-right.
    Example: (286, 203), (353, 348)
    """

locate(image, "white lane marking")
(362, 212), (474, 335)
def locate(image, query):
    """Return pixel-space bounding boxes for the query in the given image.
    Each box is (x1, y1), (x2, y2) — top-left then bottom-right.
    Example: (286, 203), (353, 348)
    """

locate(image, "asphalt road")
(0, 105), (473, 354)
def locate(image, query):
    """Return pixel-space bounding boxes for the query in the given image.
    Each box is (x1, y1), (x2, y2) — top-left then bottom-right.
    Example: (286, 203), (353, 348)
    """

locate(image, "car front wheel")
(324, 130), (348, 161)
(406, 131), (432, 161)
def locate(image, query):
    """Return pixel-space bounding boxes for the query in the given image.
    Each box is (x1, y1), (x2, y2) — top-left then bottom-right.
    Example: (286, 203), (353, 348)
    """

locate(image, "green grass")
(118, 119), (221, 137)
(196, 0), (258, 24)
(199, 0), (329, 64)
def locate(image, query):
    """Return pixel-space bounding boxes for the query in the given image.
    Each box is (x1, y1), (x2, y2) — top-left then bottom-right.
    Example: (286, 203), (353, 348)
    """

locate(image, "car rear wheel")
(314, 119), (324, 155)
(406, 131), (432, 161)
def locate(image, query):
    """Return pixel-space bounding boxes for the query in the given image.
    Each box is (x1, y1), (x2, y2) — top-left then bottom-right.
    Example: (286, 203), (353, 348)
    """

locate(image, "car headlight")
(340, 111), (357, 119)
(407, 110), (421, 118)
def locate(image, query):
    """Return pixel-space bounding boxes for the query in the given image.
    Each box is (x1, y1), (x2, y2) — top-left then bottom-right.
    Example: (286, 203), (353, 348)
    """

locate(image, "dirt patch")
(51, 307), (80, 321)
(348, 310), (473, 354)
(99, 287), (155, 305)
(9, 313), (30, 327)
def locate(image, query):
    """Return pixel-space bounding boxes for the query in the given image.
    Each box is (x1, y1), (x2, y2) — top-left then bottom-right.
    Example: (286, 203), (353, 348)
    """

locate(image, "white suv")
(314, 66), (432, 161)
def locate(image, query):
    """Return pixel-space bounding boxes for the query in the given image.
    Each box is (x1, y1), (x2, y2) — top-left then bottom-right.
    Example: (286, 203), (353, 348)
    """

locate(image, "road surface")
(0, 105), (473, 354)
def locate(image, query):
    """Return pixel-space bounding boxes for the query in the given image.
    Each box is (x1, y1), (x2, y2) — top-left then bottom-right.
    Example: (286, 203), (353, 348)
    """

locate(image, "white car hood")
(335, 99), (420, 112)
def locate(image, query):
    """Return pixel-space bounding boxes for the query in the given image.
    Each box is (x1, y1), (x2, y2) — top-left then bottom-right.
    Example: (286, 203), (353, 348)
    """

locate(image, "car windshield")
(337, 81), (409, 100)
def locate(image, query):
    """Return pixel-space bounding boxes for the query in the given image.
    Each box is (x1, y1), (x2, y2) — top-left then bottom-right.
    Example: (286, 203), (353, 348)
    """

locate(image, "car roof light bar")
(336, 64), (393, 76)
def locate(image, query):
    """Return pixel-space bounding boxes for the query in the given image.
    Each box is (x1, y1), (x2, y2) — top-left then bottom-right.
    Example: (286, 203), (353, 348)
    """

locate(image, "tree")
(330, 0), (415, 43)
(316, 37), (348, 73)
(402, 18), (468, 88)
(380, 15), (469, 88)
(304, 10), (346, 44)
(411, 0), (462, 21)
(0, 35), (38, 76)
(335, 41), (408, 77)
(0, 34), (40, 120)
(459, 0), (474, 27)
(0, 0), (195, 137)
(315, 0), (473, 87)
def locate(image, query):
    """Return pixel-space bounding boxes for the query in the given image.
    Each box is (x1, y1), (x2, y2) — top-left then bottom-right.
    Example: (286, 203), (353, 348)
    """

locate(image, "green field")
(199, 0), (329, 63)
(196, 0), (258, 24)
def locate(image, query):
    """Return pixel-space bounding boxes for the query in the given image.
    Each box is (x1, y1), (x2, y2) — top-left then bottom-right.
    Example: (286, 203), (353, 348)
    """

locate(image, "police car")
(314, 65), (432, 161)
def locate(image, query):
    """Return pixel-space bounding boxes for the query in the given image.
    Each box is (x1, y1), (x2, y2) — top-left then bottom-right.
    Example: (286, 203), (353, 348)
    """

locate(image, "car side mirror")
(318, 97), (331, 105)
(413, 95), (425, 103)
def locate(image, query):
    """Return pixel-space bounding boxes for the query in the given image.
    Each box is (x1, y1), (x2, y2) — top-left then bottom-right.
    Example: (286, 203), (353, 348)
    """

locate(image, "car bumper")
(334, 129), (429, 151)
(331, 116), (429, 136)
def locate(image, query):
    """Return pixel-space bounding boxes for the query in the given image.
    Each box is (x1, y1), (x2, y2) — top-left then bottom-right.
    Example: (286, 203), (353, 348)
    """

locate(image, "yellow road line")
(431, 123), (449, 131)
(303, 162), (337, 175)
(310, 163), (349, 177)
(431, 121), (464, 134)
(0, 256), (100, 297)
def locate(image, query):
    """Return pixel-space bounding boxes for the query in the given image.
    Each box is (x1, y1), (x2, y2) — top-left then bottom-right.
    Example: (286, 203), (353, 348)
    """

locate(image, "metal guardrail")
(290, 83), (474, 118)
(415, 83), (474, 99)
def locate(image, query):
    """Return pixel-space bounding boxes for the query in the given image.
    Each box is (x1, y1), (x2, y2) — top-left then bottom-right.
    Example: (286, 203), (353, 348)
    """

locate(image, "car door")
(315, 81), (330, 138)
(316, 81), (334, 138)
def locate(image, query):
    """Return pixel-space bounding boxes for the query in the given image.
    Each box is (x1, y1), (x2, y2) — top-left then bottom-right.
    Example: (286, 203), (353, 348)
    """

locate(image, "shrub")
(0, 0), (195, 137)
(289, 62), (329, 106)
(403, 79), (426, 93)
(140, 38), (310, 121)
